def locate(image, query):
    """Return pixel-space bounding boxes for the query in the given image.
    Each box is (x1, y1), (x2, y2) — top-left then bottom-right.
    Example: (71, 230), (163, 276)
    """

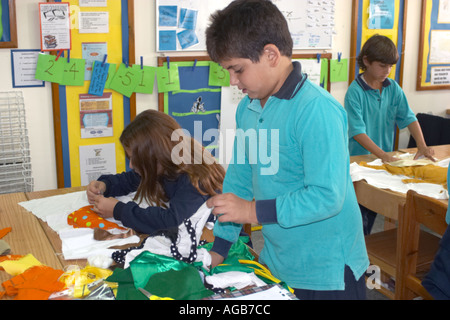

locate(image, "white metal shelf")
(0, 92), (33, 194)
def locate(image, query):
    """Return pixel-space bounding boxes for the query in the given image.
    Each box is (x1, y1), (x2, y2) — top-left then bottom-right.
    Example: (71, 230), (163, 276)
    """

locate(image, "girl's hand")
(87, 180), (106, 204)
(92, 195), (118, 219)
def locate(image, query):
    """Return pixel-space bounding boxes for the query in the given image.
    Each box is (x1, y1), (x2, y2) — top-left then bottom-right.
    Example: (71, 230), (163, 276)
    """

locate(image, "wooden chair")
(395, 190), (448, 300)
(364, 198), (441, 299)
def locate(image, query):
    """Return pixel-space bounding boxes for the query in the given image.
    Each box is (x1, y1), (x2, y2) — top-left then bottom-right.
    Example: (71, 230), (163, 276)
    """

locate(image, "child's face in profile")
(220, 56), (276, 105)
(363, 57), (394, 83)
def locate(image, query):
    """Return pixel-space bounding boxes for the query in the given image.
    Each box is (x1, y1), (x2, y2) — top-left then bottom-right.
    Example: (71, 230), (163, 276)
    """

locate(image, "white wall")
(0, 0), (448, 191)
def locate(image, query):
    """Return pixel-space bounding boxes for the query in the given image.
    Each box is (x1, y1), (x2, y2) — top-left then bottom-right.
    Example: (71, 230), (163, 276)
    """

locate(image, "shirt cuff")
(211, 236), (233, 259)
(255, 199), (278, 224)
(113, 201), (126, 221)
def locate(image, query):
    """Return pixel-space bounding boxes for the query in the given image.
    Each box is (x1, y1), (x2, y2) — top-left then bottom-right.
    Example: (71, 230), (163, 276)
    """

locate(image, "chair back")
(395, 190), (448, 299)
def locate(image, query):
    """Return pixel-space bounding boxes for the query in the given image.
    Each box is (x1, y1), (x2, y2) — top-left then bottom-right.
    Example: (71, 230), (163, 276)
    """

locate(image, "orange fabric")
(0, 227), (12, 239)
(2, 265), (65, 300)
(67, 205), (126, 230)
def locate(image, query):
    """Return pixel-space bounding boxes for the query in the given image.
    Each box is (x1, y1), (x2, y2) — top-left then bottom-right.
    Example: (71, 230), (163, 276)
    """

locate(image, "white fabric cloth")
(19, 191), (213, 267)
(350, 155), (449, 200)
(18, 191), (148, 260)
(205, 271), (267, 290)
(60, 227), (140, 260)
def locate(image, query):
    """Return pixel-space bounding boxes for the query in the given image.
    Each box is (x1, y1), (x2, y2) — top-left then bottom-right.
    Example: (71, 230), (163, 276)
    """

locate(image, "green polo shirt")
(345, 74), (417, 156)
(212, 62), (369, 291)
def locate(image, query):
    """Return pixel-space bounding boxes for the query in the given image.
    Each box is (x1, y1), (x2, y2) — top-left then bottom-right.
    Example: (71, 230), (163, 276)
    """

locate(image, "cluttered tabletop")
(0, 186), (295, 301)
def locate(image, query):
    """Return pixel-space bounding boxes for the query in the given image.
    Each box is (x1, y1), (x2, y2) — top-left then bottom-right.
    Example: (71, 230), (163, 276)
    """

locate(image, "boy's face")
(363, 57), (394, 83)
(220, 56), (278, 105)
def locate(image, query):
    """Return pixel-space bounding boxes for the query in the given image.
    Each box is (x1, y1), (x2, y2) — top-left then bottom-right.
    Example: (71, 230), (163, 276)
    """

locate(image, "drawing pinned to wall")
(39, 2), (72, 52)
(156, 0), (336, 51)
(368, 0), (395, 29)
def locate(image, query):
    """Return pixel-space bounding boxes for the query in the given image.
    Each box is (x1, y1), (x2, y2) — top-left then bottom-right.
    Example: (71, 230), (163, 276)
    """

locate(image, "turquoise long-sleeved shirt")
(212, 62), (369, 291)
(447, 167), (450, 224)
(345, 74), (417, 156)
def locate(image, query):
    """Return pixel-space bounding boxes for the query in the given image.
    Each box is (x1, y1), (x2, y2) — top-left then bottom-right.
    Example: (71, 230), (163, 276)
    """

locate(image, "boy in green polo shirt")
(345, 34), (434, 234)
(205, 0), (369, 300)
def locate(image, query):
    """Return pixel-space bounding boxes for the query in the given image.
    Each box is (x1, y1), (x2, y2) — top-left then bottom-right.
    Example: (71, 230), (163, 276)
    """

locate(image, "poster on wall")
(156, 0), (335, 51)
(79, 143), (116, 185)
(39, 2), (72, 51)
(417, 0), (450, 90)
(79, 92), (113, 139)
(11, 49), (45, 88)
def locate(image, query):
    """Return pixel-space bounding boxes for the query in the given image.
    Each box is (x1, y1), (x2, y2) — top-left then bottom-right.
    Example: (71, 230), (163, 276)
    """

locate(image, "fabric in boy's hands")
(67, 205), (126, 230)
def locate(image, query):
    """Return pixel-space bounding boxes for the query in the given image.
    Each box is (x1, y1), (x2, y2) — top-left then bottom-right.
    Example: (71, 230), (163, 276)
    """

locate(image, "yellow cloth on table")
(0, 254), (42, 276)
(58, 265), (113, 298)
(359, 162), (448, 189)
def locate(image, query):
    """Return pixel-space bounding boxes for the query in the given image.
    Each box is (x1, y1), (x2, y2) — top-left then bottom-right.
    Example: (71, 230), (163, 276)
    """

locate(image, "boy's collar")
(356, 73), (391, 91)
(273, 61), (306, 100)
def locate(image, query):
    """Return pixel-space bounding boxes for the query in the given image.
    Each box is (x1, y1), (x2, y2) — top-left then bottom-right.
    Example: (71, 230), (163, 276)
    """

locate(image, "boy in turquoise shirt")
(345, 35), (435, 234)
(205, 0), (369, 299)
(345, 35), (434, 163)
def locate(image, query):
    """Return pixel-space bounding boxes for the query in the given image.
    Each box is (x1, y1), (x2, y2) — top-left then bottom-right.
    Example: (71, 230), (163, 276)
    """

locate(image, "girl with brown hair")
(86, 109), (225, 237)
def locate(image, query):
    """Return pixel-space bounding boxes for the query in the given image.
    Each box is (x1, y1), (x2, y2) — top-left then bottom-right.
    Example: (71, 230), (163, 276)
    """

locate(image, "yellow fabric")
(58, 265), (113, 298)
(360, 162), (448, 189)
(0, 254), (42, 276)
(238, 259), (294, 293)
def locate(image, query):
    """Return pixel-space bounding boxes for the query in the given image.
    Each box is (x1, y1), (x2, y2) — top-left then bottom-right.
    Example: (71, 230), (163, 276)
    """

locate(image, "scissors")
(138, 287), (173, 300)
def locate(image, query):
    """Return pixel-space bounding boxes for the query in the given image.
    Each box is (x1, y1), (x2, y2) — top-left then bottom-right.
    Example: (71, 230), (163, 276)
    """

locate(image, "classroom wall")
(0, 0), (448, 192)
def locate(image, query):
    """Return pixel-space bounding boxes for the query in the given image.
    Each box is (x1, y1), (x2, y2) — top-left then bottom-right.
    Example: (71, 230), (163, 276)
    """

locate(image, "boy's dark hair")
(357, 35), (399, 71)
(206, 0), (293, 63)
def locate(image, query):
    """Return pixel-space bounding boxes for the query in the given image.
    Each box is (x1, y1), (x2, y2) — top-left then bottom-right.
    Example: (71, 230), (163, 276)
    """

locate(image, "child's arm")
(353, 133), (400, 163)
(207, 193), (257, 224)
(407, 121), (435, 161)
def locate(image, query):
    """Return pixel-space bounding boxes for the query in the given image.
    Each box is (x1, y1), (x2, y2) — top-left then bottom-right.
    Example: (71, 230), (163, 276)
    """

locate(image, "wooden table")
(25, 186), (88, 269)
(0, 187), (88, 287)
(350, 144), (450, 228)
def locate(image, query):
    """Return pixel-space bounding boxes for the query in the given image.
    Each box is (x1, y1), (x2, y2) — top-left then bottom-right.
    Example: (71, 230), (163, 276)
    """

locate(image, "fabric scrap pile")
(350, 154), (449, 200)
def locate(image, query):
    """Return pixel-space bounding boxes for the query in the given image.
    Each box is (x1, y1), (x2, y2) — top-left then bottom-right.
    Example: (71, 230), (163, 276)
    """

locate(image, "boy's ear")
(263, 44), (281, 66)
(362, 55), (370, 67)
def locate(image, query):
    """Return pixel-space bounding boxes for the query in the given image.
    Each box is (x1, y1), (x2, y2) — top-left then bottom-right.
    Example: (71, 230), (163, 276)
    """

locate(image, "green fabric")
(129, 251), (199, 289)
(146, 268), (213, 300)
(200, 238), (255, 266)
(106, 237), (256, 300)
(106, 267), (147, 300)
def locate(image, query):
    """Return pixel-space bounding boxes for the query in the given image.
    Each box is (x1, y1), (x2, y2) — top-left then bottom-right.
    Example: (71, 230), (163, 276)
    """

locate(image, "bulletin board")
(0, 0), (17, 48)
(50, 0), (136, 188)
(349, 0), (407, 86)
(157, 54), (331, 160)
(155, 0), (336, 52)
(417, 0), (450, 91)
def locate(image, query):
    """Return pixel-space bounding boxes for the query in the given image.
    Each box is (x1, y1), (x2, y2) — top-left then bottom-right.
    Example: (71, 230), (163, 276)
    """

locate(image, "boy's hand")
(91, 195), (118, 219)
(380, 153), (400, 163)
(210, 251), (225, 268)
(87, 180), (106, 204)
(414, 146), (436, 161)
(206, 193), (258, 224)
